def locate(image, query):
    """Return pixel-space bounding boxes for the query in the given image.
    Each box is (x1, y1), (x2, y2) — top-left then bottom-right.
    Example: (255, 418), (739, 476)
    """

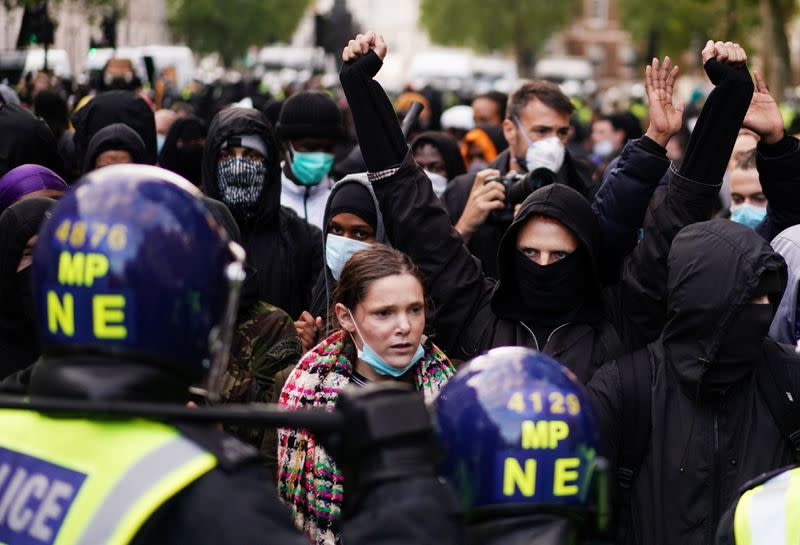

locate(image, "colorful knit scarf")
(276, 329), (454, 545)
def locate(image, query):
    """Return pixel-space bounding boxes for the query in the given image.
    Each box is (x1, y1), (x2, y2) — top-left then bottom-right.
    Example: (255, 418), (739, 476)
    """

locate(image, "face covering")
(593, 140), (615, 158)
(216, 157), (267, 221)
(424, 170), (448, 198)
(326, 234), (372, 280)
(512, 249), (586, 325)
(707, 303), (773, 385)
(157, 134), (166, 154)
(290, 145), (334, 186)
(730, 203), (767, 229)
(347, 309), (425, 378)
(515, 116), (565, 173)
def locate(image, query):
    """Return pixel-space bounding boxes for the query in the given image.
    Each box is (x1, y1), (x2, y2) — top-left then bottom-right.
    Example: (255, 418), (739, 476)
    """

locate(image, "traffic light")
(16, 1), (55, 48)
(90, 11), (118, 49)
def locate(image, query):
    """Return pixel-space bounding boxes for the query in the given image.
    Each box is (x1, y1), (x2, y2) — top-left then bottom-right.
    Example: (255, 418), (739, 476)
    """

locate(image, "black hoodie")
(158, 115), (207, 187)
(0, 197), (55, 378)
(411, 131), (467, 181)
(72, 90), (158, 167)
(82, 123), (147, 173)
(0, 102), (63, 178)
(588, 219), (800, 545)
(202, 107), (322, 319)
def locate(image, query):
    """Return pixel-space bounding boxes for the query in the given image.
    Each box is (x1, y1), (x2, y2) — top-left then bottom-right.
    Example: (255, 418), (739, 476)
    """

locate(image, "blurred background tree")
(419, 0), (580, 76)
(166, 0), (311, 66)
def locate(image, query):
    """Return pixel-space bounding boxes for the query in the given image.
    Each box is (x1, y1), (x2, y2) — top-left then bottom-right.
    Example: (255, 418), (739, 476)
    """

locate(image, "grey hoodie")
(769, 224), (800, 344)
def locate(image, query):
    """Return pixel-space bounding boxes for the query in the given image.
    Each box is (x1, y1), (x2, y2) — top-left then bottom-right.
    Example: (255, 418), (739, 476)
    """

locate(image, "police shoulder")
(176, 424), (261, 472)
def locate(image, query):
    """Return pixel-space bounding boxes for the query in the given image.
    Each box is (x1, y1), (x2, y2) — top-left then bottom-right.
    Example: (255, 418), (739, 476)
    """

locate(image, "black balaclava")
(511, 248), (589, 327)
(325, 182), (377, 233)
(0, 197), (56, 378)
(158, 115), (207, 187)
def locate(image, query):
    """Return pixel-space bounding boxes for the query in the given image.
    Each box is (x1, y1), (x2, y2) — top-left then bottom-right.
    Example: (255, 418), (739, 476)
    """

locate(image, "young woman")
(276, 245), (455, 545)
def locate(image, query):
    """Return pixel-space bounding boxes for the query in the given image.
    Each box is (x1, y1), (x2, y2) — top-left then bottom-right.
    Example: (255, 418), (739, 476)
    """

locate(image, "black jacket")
(588, 219), (800, 545)
(371, 141), (717, 382)
(442, 148), (593, 278)
(0, 101), (62, 178)
(82, 122), (147, 173)
(755, 134), (800, 242)
(202, 107), (322, 320)
(72, 90), (158, 167)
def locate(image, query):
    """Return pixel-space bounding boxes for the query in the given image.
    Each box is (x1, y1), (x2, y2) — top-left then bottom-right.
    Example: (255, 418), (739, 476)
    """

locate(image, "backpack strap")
(616, 349), (653, 491)
(755, 342), (800, 460)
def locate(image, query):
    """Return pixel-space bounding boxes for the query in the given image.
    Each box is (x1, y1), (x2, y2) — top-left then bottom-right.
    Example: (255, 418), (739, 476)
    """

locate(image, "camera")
(486, 168), (556, 225)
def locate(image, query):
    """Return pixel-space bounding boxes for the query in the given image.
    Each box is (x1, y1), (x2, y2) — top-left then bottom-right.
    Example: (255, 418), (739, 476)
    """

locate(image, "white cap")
(440, 105), (475, 131)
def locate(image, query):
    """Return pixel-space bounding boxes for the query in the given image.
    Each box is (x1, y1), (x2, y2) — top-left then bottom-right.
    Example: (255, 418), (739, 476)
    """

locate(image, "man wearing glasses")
(442, 81), (593, 279)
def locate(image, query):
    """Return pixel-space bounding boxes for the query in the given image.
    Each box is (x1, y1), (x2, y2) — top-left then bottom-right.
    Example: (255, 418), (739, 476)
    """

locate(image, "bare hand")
(294, 311), (323, 353)
(455, 169), (505, 242)
(644, 56), (684, 148)
(342, 32), (388, 63)
(702, 40), (747, 68)
(743, 70), (784, 145)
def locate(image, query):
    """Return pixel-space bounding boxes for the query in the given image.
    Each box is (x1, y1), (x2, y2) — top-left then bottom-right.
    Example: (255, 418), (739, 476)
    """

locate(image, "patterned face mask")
(215, 157), (267, 221)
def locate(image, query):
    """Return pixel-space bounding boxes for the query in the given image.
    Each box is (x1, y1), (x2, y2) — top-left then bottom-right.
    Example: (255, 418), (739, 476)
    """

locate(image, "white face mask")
(424, 170), (449, 198)
(525, 136), (565, 174)
(593, 139), (615, 158)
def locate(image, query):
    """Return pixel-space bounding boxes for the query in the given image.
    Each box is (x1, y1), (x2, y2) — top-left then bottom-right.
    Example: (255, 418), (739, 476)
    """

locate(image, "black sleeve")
(587, 361), (624, 466)
(343, 476), (465, 545)
(679, 59), (754, 185)
(339, 51), (408, 172)
(755, 134), (800, 241)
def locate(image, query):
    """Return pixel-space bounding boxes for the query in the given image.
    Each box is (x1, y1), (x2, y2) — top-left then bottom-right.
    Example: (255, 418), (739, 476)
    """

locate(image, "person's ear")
(335, 303), (356, 333)
(502, 118), (516, 148)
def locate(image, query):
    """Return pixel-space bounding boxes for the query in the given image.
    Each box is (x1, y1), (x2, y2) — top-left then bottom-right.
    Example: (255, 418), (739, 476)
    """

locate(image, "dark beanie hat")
(326, 182), (377, 231)
(277, 91), (342, 141)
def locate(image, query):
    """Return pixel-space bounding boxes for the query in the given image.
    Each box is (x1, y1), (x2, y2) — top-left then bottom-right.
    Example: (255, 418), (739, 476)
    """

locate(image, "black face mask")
(512, 249), (586, 326)
(706, 303), (773, 386)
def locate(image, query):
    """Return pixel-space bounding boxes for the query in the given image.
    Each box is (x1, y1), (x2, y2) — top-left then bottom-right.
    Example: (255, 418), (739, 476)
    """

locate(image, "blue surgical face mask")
(731, 203), (767, 229)
(326, 234), (372, 280)
(290, 145), (334, 186)
(347, 308), (425, 378)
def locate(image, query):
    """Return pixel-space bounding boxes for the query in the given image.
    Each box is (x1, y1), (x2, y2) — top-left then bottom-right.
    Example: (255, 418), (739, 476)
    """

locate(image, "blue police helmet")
(434, 347), (598, 514)
(32, 164), (245, 389)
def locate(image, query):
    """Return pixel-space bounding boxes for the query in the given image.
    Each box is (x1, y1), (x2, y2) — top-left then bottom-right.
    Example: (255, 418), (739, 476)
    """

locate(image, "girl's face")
(337, 273), (426, 379)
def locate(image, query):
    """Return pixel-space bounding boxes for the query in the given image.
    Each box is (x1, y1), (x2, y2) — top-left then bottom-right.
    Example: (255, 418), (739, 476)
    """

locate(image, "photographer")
(443, 82), (594, 278)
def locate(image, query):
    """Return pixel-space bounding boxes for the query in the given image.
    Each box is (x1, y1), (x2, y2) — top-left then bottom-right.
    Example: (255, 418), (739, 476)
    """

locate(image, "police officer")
(434, 347), (611, 545)
(715, 465), (800, 545)
(0, 165), (461, 545)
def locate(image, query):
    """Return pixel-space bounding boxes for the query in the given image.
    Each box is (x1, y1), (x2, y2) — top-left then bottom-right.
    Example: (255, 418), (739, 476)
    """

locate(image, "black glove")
(317, 382), (439, 517)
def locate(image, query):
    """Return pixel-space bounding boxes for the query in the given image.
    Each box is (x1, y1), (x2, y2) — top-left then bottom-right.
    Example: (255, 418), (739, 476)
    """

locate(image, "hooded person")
(588, 219), (800, 545)
(277, 91), (343, 230)
(158, 114), (207, 186)
(0, 197), (55, 378)
(339, 34), (749, 382)
(0, 101), (63, 178)
(411, 131), (467, 198)
(0, 164), (67, 213)
(202, 106), (323, 320)
(82, 123), (148, 173)
(768, 224), (800, 345)
(71, 90), (159, 167)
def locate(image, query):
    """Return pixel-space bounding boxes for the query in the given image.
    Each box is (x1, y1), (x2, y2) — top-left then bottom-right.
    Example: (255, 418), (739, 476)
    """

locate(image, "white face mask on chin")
(424, 170), (449, 198)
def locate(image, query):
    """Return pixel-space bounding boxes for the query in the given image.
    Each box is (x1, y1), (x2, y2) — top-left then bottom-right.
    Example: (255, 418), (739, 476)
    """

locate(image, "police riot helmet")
(32, 164), (245, 399)
(434, 347), (599, 516)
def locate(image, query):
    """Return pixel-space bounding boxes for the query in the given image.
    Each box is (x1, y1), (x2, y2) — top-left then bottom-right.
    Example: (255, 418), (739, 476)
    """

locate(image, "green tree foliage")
(166, 0), (311, 65)
(419, 0), (579, 72)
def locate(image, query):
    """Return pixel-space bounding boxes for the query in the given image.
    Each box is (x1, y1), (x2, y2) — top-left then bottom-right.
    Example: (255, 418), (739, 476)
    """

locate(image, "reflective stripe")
(784, 469), (800, 545)
(76, 435), (215, 545)
(735, 469), (795, 545)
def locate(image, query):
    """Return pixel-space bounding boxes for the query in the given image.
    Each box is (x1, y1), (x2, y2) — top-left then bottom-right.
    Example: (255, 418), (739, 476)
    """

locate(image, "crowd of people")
(1, 28), (800, 545)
